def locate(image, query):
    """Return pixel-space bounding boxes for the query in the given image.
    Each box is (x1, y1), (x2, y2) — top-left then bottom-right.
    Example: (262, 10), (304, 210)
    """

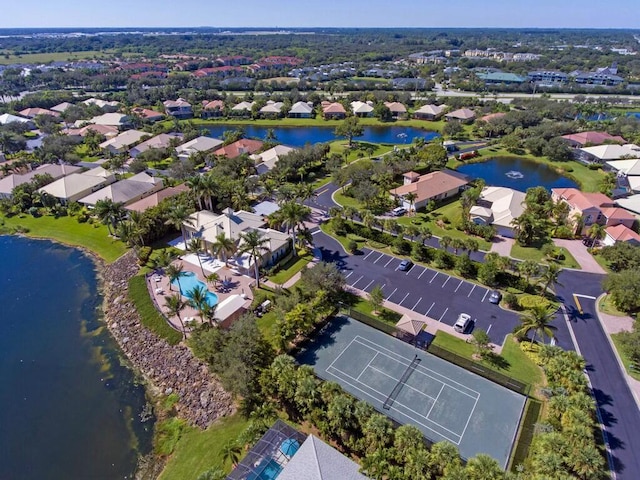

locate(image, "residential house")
(390, 169), (469, 211)
(351, 101), (374, 117)
(384, 102), (407, 119)
(175, 136), (224, 160)
(259, 100), (284, 118)
(131, 107), (164, 123)
(0, 113), (34, 129)
(201, 100), (225, 119)
(51, 102), (73, 113)
(125, 183), (189, 213)
(445, 108), (476, 123)
(129, 133), (182, 158)
(19, 107), (60, 119)
(469, 186), (526, 238)
(163, 98), (193, 118)
(414, 104), (445, 121)
(38, 168), (116, 203)
(561, 131), (626, 148)
(551, 187), (636, 234)
(0, 164), (81, 198)
(288, 101), (314, 119)
(251, 145), (296, 175)
(480, 112), (507, 123)
(231, 101), (255, 117)
(322, 102), (347, 120)
(81, 112), (131, 128)
(213, 139), (264, 159)
(64, 124), (119, 139)
(603, 224), (640, 246)
(82, 98), (120, 110)
(576, 144), (640, 164)
(78, 172), (164, 207)
(607, 158), (640, 193)
(99, 130), (148, 154)
(182, 208), (291, 275)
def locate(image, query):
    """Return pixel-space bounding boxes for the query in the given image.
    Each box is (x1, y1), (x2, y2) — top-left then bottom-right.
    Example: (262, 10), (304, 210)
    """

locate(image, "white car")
(454, 313), (472, 333)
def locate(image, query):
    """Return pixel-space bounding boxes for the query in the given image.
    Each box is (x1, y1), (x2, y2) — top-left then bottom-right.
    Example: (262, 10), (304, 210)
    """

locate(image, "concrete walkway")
(553, 238), (606, 274)
(490, 236), (514, 257)
(263, 246), (323, 290)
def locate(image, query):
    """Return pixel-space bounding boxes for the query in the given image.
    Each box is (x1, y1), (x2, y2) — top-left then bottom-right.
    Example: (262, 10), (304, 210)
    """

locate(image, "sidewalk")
(595, 299), (640, 409)
(263, 246), (323, 290)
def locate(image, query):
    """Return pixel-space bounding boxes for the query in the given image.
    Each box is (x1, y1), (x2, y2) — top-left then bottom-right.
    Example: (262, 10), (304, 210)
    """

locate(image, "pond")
(204, 124), (440, 147)
(456, 157), (579, 191)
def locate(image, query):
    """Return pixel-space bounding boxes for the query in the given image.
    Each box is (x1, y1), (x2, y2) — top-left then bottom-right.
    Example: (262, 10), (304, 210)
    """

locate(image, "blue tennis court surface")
(297, 316), (526, 468)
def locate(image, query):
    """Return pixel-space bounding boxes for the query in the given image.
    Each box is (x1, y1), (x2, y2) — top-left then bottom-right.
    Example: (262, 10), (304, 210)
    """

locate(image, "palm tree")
(206, 272), (220, 290)
(515, 305), (558, 344)
(587, 223), (605, 247)
(403, 191), (417, 216)
(127, 210), (149, 247)
(211, 233), (237, 267)
(439, 235), (452, 252)
(281, 202), (311, 256)
(165, 263), (184, 293)
(239, 230), (270, 288)
(539, 263), (562, 296)
(187, 286), (209, 323)
(186, 175), (204, 210)
(221, 441), (242, 468)
(418, 225), (432, 245)
(187, 237), (206, 277)
(165, 204), (194, 241)
(94, 198), (126, 236)
(200, 174), (217, 211)
(164, 293), (188, 339)
(450, 237), (465, 255)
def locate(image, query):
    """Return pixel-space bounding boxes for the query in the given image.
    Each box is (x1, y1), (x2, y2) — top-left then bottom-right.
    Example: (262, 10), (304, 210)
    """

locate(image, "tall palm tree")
(187, 237), (206, 277)
(165, 263), (184, 293)
(94, 198), (126, 236)
(515, 305), (558, 344)
(186, 175), (204, 210)
(239, 229), (271, 288)
(403, 191), (417, 216)
(165, 204), (194, 241)
(587, 223), (605, 247)
(281, 202), (311, 256)
(418, 225), (432, 245)
(187, 286), (209, 323)
(200, 174), (217, 211)
(439, 235), (452, 252)
(164, 293), (188, 339)
(206, 272), (220, 290)
(211, 233), (237, 267)
(221, 441), (242, 468)
(540, 263), (562, 296)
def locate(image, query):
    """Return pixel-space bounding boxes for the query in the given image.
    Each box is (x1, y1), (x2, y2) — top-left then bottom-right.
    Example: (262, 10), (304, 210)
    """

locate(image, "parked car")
(488, 290), (502, 304)
(398, 259), (414, 271)
(454, 313), (472, 333)
(391, 206), (407, 217)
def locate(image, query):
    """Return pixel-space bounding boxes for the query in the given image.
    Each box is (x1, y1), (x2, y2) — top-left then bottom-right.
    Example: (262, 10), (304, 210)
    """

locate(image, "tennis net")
(383, 354), (421, 410)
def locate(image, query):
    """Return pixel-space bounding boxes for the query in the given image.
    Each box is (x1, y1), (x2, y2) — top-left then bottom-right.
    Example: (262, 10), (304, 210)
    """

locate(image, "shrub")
(411, 243), (432, 263)
(504, 292), (519, 309)
(554, 226), (574, 239)
(518, 295), (552, 310)
(392, 237), (412, 255)
(137, 246), (152, 265)
(432, 249), (454, 269)
(347, 239), (358, 254)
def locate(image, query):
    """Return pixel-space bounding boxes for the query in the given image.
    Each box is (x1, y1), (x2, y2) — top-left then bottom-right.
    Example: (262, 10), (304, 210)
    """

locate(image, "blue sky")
(3, 0), (638, 28)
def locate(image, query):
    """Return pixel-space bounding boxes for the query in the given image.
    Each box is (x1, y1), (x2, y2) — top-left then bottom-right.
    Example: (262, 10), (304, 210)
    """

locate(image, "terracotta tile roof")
(213, 139), (264, 158)
(606, 224), (640, 243)
(600, 206), (636, 222)
(322, 102), (346, 114)
(480, 112), (506, 122)
(561, 131), (626, 146)
(390, 169), (469, 203)
(125, 184), (189, 212)
(552, 187), (613, 211)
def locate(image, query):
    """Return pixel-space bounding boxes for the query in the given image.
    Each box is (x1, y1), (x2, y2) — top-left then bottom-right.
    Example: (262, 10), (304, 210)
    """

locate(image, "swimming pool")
(246, 458), (283, 480)
(171, 271), (219, 307)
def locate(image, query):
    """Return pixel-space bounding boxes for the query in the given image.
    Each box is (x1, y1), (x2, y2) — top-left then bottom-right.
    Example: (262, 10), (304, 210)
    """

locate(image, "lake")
(204, 124), (440, 147)
(456, 157), (579, 191)
(0, 236), (153, 480)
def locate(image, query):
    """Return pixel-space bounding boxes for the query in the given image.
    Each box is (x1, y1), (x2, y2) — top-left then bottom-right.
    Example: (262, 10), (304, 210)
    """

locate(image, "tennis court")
(297, 316), (526, 468)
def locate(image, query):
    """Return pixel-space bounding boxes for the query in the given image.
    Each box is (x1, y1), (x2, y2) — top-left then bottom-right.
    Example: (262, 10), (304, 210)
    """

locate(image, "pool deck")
(148, 258), (254, 332)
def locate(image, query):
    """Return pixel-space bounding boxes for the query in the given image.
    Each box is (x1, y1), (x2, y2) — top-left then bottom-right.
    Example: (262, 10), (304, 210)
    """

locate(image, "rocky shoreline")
(101, 250), (235, 429)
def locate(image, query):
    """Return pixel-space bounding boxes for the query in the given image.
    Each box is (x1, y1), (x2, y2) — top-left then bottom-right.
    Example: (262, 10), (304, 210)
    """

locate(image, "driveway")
(490, 236), (514, 257)
(553, 238), (606, 274)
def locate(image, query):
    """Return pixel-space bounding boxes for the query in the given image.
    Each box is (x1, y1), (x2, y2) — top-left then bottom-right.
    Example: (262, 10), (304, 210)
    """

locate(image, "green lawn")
(74, 144), (102, 163)
(187, 117), (444, 131)
(0, 50), (111, 65)
(598, 294), (628, 317)
(431, 332), (543, 389)
(158, 414), (251, 480)
(332, 190), (364, 210)
(0, 214), (127, 263)
(611, 333), (640, 381)
(510, 243), (580, 269)
(319, 222), (366, 252)
(350, 296), (402, 325)
(268, 249), (313, 285)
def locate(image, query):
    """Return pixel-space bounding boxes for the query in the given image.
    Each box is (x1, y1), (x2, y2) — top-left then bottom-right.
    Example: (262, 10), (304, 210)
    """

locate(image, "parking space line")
(398, 292), (410, 306)
(486, 324), (492, 334)
(454, 280), (464, 292)
(374, 253), (384, 264)
(384, 257), (394, 268)
(412, 297), (422, 311)
(418, 268), (427, 280)
(425, 302), (435, 316)
(363, 280), (374, 291)
(481, 289), (489, 302)
(352, 275), (364, 287)
(345, 271), (353, 279)
(442, 276), (451, 288)
(380, 284), (386, 290)
(438, 308), (449, 322)
(430, 272), (439, 283)
(386, 288), (398, 300)
(468, 284), (476, 297)
(363, 250), (374, 261)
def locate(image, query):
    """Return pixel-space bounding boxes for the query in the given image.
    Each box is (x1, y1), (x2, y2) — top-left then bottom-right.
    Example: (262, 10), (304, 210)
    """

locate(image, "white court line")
(363, 250), (374, 261)
(438, 308), (449, 322)
(326, 337), (359, 371)
(374, 253), (385, 264)
(458, 394), (480, 443)
(351, 275), (364, 287)
(356, 353), (379, 381)
(442, 276), (451, 288)
(418, 268), (427, 280)
(386, 287), (398, 300)
(363, 280), (374, 291)
(367, 365), (439, 401)
(398, 292), (410, 306)
(353, 336), (480, 398)
(482, 289), (489, 302)
(426, 384), (445, 418)
(345, 271), (353, 279)
(412, 297), (422, 311)
(425, 302), (435, 316)
(468, 284), (476, 297)
(384, 257), (394, 268)
(430, 272), (439, 283)
(455, 280), (464, 292)
(325, 364), (463, 443)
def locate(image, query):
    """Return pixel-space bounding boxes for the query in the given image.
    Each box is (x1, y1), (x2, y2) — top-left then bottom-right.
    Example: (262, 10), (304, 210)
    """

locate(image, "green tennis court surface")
(297, 316), (526, 468)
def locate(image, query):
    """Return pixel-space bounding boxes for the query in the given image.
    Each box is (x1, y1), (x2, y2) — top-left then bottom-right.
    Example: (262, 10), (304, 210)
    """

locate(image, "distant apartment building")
(527, 70), (569, 83)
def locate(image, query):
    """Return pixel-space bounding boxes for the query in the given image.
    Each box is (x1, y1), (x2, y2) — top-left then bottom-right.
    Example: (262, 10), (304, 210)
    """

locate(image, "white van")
(391, 206), (407, 217)
(454, 313), (472, 333)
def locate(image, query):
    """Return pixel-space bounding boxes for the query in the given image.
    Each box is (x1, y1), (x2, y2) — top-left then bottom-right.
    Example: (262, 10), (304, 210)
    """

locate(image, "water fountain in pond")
(505, 170), (524, 179)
